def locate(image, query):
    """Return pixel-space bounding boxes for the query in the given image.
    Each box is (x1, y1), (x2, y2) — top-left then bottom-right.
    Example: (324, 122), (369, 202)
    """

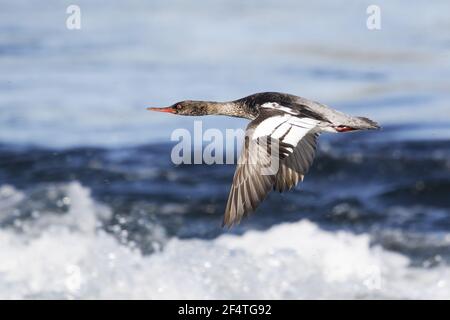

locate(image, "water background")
(0, 0), (450, 299)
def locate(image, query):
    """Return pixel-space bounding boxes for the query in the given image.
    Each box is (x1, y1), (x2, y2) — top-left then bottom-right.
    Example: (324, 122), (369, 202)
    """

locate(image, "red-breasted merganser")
(148, 92), (379, 227)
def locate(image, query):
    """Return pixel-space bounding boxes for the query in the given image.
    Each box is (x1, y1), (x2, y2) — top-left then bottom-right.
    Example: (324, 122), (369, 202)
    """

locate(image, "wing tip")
(221, 215), (241, 229)
(356, 117), (381, 130)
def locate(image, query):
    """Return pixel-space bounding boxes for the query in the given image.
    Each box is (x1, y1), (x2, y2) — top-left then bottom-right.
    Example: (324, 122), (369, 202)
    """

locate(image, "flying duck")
(147, 92), (379, 227)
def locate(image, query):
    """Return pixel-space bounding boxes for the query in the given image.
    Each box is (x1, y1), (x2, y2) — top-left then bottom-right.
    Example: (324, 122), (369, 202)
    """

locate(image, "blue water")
(0, 0), (449, 299)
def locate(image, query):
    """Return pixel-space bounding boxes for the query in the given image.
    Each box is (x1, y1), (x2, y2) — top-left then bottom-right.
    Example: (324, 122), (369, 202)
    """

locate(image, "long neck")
(207, 101), (257, 119)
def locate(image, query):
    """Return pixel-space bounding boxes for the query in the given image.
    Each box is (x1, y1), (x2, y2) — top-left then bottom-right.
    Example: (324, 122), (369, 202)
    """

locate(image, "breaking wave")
(0, 182), (448, 299)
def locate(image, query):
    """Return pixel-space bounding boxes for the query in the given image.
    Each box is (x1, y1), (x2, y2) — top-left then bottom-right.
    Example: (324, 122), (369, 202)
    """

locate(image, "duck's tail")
(355, 116), (381, 130)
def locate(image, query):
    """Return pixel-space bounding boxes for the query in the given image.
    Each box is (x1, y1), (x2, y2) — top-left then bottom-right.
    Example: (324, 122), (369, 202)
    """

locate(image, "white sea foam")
(0, 182), (448, 299)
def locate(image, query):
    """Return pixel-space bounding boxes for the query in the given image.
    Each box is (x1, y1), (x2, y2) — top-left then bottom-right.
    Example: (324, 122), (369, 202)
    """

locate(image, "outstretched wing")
(223, 108), (320, 227)
(274, 132), (319, 192)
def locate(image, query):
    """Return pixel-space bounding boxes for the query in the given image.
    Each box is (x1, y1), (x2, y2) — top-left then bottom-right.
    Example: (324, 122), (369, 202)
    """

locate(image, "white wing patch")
(251, 114), (319, 153)
(261, 102), (300, 115)
(251, 115), (287, 139)
(270, 122), (291, 139)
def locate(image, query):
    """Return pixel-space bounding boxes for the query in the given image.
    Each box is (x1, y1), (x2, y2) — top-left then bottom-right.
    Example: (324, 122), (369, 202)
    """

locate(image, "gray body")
(148, 91), (380, 227)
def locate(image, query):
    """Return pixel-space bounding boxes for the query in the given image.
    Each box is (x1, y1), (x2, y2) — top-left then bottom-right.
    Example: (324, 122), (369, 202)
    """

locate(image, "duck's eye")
(176, 104), (182, 109)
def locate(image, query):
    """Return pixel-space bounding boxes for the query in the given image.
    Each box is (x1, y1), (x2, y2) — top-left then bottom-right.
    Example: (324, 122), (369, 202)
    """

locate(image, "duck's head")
(147, 100), (210, 116)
